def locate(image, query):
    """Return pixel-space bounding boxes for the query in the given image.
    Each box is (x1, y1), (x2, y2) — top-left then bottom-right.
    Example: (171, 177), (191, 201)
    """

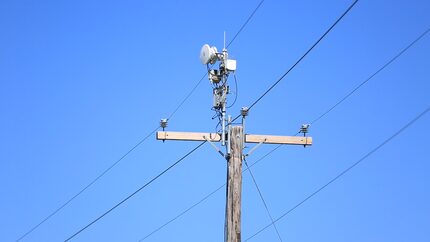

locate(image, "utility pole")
(156, 41), (312, 242)
(156, 130), (311, 242)
(226, 126), (243, 242)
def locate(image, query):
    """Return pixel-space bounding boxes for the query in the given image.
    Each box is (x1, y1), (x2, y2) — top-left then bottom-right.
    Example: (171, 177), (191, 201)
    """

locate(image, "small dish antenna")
(200, 44), (218, 65)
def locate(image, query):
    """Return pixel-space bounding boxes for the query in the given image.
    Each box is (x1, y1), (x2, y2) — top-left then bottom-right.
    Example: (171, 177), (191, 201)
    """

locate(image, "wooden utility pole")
(156, 129), (311, 242)
(226, 126), (243, 242)
(156, 42), (313, 242)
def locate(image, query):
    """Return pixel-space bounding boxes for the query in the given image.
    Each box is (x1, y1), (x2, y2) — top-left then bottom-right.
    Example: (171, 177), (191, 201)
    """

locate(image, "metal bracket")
(245, 138), (267, 157)
(203, 135), (225, 158)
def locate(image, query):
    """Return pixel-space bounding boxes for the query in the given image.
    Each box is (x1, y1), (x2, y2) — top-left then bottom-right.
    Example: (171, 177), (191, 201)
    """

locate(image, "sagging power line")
(64, 142), (206, 241)
(244, 105), (430, 241)
(15, 1), (267, 241)
(136, 25), (429, 241)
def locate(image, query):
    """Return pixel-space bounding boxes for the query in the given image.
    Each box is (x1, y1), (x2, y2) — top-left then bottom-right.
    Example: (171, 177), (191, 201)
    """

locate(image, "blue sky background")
(1, 0), (430, 241)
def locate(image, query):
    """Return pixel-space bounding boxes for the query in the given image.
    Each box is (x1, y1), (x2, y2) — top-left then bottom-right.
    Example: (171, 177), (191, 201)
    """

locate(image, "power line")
(227, 74), (239, 109)
(134, 23), (430, 239)
(64, 141), (206, 241)
(244, 159), (283, 242)
(138, 144), (284, 241)
(226, 0), (265, 48)
(232, 0), (358, 122)
(16, 1), (267, 239)
(15, 125), (159, 242)
(244, 105), (430, 241)
(135, 1), (359, 236)
(168, 0), (266, 121)
(167, 72), (207, 120)
(138, 183), (225, 242)
(310, 27), (430, 125)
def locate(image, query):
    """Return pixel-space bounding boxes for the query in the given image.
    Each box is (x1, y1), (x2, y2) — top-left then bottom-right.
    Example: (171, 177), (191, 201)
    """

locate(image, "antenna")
(224, 31), (226, 50)
(199, 35), (237, 147)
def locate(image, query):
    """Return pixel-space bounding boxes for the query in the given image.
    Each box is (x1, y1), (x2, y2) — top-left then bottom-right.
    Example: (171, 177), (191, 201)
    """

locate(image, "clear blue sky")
(1, 0), (429, 241)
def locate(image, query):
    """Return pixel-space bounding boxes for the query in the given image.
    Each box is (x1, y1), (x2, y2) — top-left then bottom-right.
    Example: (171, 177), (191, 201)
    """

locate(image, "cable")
(139, 183), (225, 242)
(227, 74), (239, 109)
(134, 25), (430, 240)
(18, 1), (265, 238)
(16, 0), (268, 240)
(167, 72), (208, 121)
(226, 0), (265, 48)
(169, 0), (266, 120)
(310, 27), (430, 124)
(244, 106), (430, 241)
(232, 0), (358, 122)
(244, 159), (283, 242)
(64, 141), (206, 241)
(242, 32), (430, 236)
(64, 0), (266, 238)
(245, 26), (430, 171)
(138, 143), (284, 241)
(15, 125), (159, 242)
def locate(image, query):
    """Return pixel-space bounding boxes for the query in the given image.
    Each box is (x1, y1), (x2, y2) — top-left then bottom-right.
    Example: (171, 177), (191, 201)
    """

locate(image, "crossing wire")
(244, 159), (283, 242)
(232, 0), (358, 122)
(226, 0), (265, 48)
(15, 125), (159, 242)
(136, 26), (430, 240)
(168, 0), (265, 120)
(64, 142), (206, 241)
(244, 105), (430, 241)
(310, 27), (430, 125)
(16, 0), (267, 240)
(138, 144), (283, 241)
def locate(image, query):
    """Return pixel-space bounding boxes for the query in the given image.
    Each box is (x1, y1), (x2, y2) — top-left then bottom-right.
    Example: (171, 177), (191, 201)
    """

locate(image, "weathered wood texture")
(157, 131), (312, 145)
(156, 131), (221, 142)
(245, 134), (312, 145)
(226, 126), (243, 242)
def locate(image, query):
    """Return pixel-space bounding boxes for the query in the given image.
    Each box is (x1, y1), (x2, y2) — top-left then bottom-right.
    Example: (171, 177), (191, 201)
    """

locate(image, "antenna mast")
(157, 37), (312, 242)
(199, 35), (237, 151)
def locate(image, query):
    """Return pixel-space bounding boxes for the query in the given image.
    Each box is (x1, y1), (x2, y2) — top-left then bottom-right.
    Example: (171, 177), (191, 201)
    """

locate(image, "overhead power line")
(311, 27), (430, 124)
(244, 105), (430, 241)
(167, 0), (266, 121)
(138, 183), (226, 242)
(138, 144), (284, 241)
(232, 0), (358, 122)
(244, 159), (283, 242)
(64, 141), (206, 241)
(167, 72), (207, 121)
(135, 25), (430, 240)
(16, 1), (267, 240)
(15, 126), (159, 242)
(226, 0), (265, 48)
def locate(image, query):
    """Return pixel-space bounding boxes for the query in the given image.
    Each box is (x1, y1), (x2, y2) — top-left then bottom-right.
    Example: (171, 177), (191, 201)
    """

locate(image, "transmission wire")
(226, 0), (265, 48)
(15, 125), (159, 242)
(232, 0), (359, 122)
(135, 24), (430, 240)
(64, 141), (206, 241)
(16, 1), (269, 239)
(244, 158), (283, 242)
(311, 27), (430, 124)
(244, 106), (430, 241)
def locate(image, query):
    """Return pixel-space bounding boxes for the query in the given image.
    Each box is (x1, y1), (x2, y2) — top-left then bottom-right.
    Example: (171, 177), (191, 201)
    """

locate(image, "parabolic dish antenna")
(200, 44), (217, 65)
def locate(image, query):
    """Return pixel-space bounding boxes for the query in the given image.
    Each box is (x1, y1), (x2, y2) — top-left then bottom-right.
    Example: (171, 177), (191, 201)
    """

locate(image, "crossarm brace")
(203, 135), (225, 158)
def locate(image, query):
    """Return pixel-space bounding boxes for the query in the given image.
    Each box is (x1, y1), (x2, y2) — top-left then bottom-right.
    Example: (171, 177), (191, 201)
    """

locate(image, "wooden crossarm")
(156, 131), (312, 146)
(245, 134), (312, 145)
(156, 131), (221, 142)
